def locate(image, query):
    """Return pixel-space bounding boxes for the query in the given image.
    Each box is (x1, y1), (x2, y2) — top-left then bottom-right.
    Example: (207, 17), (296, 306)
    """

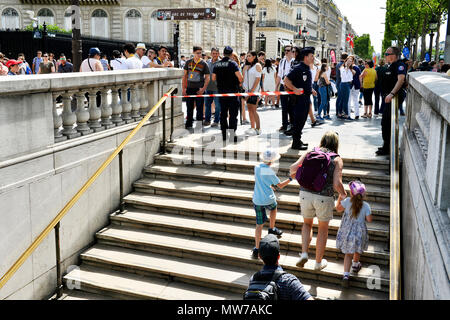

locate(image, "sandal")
(368, 113), (372, 118)
(361, 113), (368, 118)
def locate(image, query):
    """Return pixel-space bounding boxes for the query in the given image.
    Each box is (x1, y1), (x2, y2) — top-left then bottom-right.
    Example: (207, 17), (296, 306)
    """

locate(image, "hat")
(89, 47), (101, 56)
(223, 46), (233, 55)
(6, 59), (21, 68)
(301, 47), (315, 55)
(349, 180), (366, 196)
(259, 234), (280, 260)
(260, 149), (281, 163)
(136, 43), (147, 50)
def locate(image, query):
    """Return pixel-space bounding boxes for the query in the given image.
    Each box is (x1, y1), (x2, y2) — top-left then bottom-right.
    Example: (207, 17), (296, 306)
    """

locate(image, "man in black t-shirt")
(212, 46), (243, 142)
(377, 47), (406, 156)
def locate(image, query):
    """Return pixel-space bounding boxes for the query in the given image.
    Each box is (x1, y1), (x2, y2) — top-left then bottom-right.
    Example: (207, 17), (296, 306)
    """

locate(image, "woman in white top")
(338, 56), (356, 120)
(242, 51), (262, 135)
(261, 59), (277, 107)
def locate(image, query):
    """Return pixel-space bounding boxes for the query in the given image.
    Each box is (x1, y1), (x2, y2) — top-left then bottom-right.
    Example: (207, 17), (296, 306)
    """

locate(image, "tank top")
(318, 74), (327, 87)
(363, 68), (376, 89)
(244, 64), (261, 92)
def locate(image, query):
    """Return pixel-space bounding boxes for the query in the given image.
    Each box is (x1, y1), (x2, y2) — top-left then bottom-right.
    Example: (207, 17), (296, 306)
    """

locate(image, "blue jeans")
(338, 82), (351, 115)
(318, 86), (328, 117)
(204, 90), (221, 123)
(313, 82), (319, 112)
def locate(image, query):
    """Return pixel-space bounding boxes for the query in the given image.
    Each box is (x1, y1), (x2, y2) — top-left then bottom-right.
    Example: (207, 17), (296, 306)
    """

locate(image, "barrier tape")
(164, 90), (304, 99)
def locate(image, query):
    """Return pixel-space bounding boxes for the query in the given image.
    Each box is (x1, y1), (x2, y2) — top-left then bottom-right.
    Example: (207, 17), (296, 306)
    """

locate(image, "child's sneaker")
(351, 261), (362, 273)
(251, 247), (259, 259)
(296, 253), (308, 268)
(314, 259), (328, 271)
(268, 227), (283, 237)
(342, 274), (350, 288)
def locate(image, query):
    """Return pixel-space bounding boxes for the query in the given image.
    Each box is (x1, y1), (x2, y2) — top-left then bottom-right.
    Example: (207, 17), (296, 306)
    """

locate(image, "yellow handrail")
(389, 95), (401, 300)
(0, 86), (177, 290)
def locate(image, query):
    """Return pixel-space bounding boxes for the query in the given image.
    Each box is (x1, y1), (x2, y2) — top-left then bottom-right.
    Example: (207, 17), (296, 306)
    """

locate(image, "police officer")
(377, 46), (406, 156)
(212, 46), (244, 143)
(283, 47), (315, 150)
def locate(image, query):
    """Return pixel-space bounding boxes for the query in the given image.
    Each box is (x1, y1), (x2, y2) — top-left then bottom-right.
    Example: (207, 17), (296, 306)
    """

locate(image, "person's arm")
(385, 74), (406, 104)
(332, 157), (346, 198)
(249, 65), (262, 93)
(276, 178), (291, 189)
(211, 72), (217, 82)
(366, 213), (373, 223)
(197, 74), (210, 94)
(235, 70), (243, 84)
(324, 74), (330, 85)
(32, 61), (36, 74)
(360, 69), (366, 82)
(261, 72), (265, 91)
(289, 154), (306, 178)
(335, 194), (346, 213)
(283, 76), (301, 95)
(314, 71), (320, 82)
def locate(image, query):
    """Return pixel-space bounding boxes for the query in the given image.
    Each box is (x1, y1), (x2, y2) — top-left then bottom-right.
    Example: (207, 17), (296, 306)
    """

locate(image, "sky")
(332, 0), (448, 54)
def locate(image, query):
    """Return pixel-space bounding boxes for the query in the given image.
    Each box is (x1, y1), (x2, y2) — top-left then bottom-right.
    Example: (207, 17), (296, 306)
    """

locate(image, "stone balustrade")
(401, 72), (450, 299)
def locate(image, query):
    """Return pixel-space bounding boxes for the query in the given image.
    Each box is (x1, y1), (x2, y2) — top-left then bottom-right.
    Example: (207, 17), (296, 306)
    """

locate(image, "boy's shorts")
(254, 202), (277, 225)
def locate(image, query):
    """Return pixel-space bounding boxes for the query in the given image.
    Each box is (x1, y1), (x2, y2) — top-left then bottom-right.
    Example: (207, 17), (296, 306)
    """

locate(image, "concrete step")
(155, 153), (390, 186)
(132, 178), (391, 221)
(63, 265), (241, 300)
(109, 209), (389, 266)
(124, 193), (389, 241)
(165, 143), (390, 171)
(79, 243), (389, 296)
(144, 164), (390, 203)
(58, 289), (118, 300)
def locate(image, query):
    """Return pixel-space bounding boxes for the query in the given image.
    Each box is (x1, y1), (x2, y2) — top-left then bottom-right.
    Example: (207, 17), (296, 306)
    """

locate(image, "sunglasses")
(43, 55), (48, 57)
(384, 53), (395, 56)
(285, 49), (291, 52)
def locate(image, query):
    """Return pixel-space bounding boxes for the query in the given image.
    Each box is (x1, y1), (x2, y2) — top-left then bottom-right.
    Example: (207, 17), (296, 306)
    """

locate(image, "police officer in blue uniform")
(283, 47), (315, 150)
(377, 46), (406, 156)
(212, 46), (244, 143)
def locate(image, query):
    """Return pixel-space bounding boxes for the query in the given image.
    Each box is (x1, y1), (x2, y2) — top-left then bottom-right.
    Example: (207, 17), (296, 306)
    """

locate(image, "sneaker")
(211, 122), (219, 127)
(344, 116), (353, 121)
(274, 104), (280, 108)
(351, 262), (362, 274)
(317, 116), (324, 121)
(203, 121), (211, 126)
(311, 121), (317, 127)
(324, 115), (331, 120)
(300, 140), (309, 147)
(355, 116), (359, 120)
(251, 247), (259, 259)
(291, 142), (307, 150)
(255, 129), (261, 135)
(296, 254), (308, 268)
(242, 119), (250, 125)
(342, 274), (350, 288)
(284, 129), (293, 136)
(314, 259), (328, 271)
(268, 227), (283, 237)
(245, 128), (257, 136)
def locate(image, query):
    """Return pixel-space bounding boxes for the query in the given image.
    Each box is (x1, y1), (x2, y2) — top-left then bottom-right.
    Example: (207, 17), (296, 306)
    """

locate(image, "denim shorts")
(254, 202), (277, 225)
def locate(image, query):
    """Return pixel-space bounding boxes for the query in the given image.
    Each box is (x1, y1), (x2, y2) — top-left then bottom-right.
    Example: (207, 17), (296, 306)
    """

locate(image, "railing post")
(54, 222), (63, 299)
(161, 100), (166, 154)
(170, 88), (177, 142)
(119, 150), (125, 214)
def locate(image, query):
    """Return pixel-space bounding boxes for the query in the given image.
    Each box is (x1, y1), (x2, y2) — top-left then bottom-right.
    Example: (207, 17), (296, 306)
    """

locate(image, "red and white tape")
(164, 90), (304, 98)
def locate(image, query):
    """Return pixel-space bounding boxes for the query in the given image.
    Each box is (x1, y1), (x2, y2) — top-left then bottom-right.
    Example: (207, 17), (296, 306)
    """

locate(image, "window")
(125, 9), (142, 41)
(193, 21), (202, 45)
(296, 8), (302, 20)
(230, 22), (236, 47)
(215, 24), (222, 46)
(91, 9), (108, 38)
(1, 8), (20, 30)
(258, 8), (267, 22)
(150, 11), (169, 43)
(37, 8), (54, 26)
(223, 22), (229, 46)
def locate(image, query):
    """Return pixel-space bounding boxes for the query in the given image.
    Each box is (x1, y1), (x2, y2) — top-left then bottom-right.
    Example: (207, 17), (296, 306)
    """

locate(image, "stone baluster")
(75, 91), (93, 135)
(111, 86), (124, 126)
(88, 89), (103, 132)
(101, 87), (115, 129)
(121, 85), (132, 123)
(52, 93), (66, 142)
(139, 82), (149, 117)
(131, 84), (142, 121)
(61, 91), (81, 139)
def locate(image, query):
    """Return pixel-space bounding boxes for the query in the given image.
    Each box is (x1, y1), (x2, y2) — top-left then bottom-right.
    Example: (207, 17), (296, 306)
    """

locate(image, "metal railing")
(0, 87), (178, 298)
(256, 20), (297, 32)
(390, 95), (401, 300)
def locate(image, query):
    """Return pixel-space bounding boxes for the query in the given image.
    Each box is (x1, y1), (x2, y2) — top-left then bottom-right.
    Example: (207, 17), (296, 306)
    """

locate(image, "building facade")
(0, 0), (251, 58)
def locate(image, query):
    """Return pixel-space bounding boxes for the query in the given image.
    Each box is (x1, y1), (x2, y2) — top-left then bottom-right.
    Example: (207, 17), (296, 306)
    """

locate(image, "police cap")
(223, 46), (233, 55)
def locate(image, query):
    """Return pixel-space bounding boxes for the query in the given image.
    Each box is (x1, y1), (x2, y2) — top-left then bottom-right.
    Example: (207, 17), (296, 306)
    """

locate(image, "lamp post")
(256, 32), (266, 52)
(71, 0), (82, 72)
(246, 0), (256, 51)
(428, 15), (439, 59)
(321, 36), (326, 60)
(301, 26), (308, 48)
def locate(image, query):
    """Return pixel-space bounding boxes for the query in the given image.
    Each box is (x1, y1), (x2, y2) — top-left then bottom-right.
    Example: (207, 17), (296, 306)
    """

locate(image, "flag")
(372, 52), (377, 65)
(346, 33), (354, 49)
(229, 0), (237, 9)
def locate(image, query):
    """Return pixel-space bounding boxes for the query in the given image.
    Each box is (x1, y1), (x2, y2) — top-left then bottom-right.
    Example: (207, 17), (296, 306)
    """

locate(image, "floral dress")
(336, 198), (371, 254)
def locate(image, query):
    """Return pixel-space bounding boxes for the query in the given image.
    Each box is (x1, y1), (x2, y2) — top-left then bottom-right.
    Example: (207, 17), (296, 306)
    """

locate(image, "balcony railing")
(292, 0), (319, 11)
(256, 20), (297, 32)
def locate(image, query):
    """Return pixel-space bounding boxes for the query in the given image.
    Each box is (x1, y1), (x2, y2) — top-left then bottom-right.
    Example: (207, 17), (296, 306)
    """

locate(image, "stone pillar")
(139, 82), (149, 117)
(111, 87), (124, 126)
(88, 89), (104, 132)
(130, 84), (142, 121)
(52, 93), (66, 143)
(62, 92), (81, 139)
(121, 85), (133, 123)
(101, 88), (114, 129)
(75, 91), (93, 135)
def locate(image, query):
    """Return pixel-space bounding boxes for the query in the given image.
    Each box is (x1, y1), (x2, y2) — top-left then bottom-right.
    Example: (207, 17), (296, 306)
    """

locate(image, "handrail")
(389, 95), (401, 300)
(0, 86), (178, 295)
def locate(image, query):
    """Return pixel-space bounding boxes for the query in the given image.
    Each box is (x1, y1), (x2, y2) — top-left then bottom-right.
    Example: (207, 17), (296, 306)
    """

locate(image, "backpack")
(296, 147), (338, 192)
(243, 270), (286, 300)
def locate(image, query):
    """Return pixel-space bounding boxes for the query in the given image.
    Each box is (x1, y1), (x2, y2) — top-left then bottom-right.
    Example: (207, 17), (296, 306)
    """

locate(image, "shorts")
(247, 96), (258, 105)
(299, 191), (334, 222)
(254, 202), (277, 225)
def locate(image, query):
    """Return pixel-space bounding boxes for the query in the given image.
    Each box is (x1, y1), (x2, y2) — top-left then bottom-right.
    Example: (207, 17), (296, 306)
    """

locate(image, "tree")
(354, 34), (375, 60)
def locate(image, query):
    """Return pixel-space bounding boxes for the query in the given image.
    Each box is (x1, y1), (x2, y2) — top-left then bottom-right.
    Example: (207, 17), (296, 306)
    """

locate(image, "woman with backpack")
(289, 131), (347, 271)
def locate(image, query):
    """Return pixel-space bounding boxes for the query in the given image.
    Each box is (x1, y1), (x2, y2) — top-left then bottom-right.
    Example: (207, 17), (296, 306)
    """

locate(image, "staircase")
(63, 136), (391, 300)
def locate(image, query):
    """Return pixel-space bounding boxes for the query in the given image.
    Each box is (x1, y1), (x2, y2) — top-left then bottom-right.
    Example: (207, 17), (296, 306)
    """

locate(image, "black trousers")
(185, 87), (204, 128)
(220, 96), (240, 140)
(291, 96), (310, 145)
(381, 98), (391, 151)
(280, 84), (291, 128)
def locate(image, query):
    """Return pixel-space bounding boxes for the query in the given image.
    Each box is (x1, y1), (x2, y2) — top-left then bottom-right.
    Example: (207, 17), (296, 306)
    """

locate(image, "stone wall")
(0, 68), (183, 299)
(401, 72), (450, 299)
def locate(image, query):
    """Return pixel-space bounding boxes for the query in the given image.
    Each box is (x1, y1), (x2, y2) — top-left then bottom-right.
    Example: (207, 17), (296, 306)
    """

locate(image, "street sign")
(402, 47), (410, 59)
(156, 8), (216, 21)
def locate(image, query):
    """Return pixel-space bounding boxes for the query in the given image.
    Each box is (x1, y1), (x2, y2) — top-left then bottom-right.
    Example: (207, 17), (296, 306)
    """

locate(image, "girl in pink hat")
(335, 180), (373, 287)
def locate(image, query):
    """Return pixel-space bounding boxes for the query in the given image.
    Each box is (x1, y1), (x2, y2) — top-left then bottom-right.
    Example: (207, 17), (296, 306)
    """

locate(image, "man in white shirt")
(80, 47), (103, 72)
(136, 43), (151, 68)
(276, 45), (295, 132)
(123, 43), (143, 69)
(110, 50), (127, 70)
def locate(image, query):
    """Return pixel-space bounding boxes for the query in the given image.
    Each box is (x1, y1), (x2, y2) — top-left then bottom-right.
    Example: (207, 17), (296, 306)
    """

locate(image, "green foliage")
(354, 34), (375, 60)
(23, 23), (71, 34)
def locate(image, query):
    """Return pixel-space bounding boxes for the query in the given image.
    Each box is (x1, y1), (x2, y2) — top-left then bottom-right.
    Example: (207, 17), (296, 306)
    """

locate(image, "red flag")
(346, 34), (354, 49)
(229, 0), (237, 9)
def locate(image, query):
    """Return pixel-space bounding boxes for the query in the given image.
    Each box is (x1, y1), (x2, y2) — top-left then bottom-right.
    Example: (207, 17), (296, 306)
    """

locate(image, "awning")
(278, 39), (292, 47)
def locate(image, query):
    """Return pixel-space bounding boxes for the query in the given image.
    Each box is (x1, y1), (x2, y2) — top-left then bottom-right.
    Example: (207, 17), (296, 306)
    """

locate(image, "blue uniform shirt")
(285, 62), (312, 98)
(252, 163), (280, 206)
(352, 65), (361, 90)
(259, 265), (312, 300)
